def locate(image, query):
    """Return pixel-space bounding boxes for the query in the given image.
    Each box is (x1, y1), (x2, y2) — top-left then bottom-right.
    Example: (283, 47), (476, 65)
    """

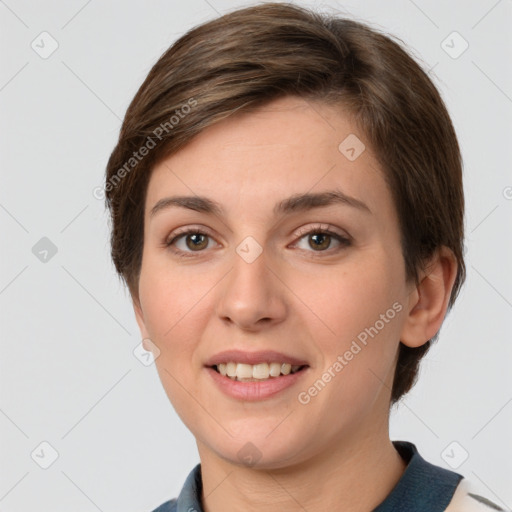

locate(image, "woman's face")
(134, 95), (414, 469)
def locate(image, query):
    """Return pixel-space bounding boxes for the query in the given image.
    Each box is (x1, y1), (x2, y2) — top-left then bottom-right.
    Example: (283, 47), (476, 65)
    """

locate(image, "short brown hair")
(105, 2), (465, 404)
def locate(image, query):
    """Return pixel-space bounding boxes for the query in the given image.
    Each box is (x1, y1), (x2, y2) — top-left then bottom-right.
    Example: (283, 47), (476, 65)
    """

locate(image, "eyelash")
(164, 224), (351, 259)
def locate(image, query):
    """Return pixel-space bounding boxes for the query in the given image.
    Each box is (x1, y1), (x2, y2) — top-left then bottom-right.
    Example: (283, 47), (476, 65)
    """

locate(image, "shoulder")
(148, 498), (177, 512)
(445, 478), (510, 512)
(147, 463), (202, 512)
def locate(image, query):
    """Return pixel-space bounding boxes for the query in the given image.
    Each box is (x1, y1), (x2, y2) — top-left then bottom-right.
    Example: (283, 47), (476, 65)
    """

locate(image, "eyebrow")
(149, 189), (371, 219)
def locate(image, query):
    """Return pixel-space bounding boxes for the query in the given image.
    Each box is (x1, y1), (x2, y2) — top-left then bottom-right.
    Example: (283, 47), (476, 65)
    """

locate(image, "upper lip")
(205, 350), (309, 367)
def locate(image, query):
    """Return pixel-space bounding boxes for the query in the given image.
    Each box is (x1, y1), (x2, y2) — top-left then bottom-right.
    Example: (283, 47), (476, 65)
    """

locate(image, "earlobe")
(400, 247), (458, 348)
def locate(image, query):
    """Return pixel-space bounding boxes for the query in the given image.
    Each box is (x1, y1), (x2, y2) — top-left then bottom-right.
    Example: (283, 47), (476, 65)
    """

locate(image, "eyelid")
(291, 222), (349, 241)
(165, 224), (216, 244)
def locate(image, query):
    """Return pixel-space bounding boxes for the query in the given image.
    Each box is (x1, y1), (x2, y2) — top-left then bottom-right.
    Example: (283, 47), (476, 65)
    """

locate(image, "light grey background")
(1, 0), (511, 511)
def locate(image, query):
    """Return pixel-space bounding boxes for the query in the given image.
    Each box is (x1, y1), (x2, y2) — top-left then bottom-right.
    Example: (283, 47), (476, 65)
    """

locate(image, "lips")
(204, 349), (309, 368)
(204, 349), (310, 400)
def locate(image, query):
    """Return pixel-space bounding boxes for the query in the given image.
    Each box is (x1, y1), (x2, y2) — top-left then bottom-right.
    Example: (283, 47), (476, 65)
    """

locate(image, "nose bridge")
(216, 236), (286, 328)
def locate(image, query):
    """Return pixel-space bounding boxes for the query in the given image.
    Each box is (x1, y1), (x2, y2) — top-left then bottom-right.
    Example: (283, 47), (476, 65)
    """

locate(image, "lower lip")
(205, 367), (308, 401)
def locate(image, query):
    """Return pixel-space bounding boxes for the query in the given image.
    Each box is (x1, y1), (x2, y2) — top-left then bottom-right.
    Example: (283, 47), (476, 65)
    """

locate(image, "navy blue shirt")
(150, 441), (464, 512)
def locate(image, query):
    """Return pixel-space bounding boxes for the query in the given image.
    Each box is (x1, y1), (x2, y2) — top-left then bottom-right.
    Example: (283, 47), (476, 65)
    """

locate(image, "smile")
(214, 362), (307, 381)
(204, 350), (310, 399)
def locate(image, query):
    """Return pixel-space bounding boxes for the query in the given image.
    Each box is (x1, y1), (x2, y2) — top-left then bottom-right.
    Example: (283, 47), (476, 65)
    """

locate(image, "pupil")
(187, 233), (207, 250)
(310, 233), (330, 250)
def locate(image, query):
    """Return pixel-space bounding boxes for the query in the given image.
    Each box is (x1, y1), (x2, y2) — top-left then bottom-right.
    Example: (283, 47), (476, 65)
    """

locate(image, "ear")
(400, 247), (458, 348)
(132, 295), (150, 340)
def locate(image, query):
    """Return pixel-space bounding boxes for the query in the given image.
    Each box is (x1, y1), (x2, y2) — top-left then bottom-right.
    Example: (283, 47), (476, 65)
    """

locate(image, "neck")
(197, 421), (406, 512)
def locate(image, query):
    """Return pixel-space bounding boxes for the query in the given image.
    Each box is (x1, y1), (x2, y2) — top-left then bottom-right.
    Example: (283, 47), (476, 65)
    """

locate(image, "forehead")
(145, 96), (391, 222)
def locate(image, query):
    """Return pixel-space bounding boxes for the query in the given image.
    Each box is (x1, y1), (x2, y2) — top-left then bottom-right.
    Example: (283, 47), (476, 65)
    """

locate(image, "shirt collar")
(173, 441), (463, 512)
(373, 441), (463, 511)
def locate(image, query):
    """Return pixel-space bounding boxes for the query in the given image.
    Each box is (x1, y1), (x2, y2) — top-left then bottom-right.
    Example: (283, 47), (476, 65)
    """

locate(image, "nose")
(215, 244), (287, 331)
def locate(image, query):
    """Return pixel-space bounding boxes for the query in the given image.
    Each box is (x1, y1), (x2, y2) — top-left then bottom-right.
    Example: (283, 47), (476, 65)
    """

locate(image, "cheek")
(291, 252), (403, 341)
(138, 265), (209, 408)
(137, 254), (220, 393)
(291, 252), (404, 398)
(138, 264), (221, 436)
(138, 254), (208, 340)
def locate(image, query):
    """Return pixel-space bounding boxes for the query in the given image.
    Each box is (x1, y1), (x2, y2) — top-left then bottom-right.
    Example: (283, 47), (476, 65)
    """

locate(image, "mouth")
(204, 350), (310, 399)
(209, 362), (309, 382)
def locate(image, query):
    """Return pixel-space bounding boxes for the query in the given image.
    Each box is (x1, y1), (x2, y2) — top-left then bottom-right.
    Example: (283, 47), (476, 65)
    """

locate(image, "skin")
(133, 95), (457, 512)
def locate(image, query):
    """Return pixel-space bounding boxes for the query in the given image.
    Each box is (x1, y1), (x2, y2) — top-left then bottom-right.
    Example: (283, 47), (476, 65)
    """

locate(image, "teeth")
(252, 363), (269, 379)
(269, 362), (281, 377)
(214, 362), (304, 381)
(226, 362), (237, 377)
(237, 363), (254, 379)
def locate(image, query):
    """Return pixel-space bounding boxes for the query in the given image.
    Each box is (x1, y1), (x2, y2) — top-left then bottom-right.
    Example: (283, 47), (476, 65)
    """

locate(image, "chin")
(200, 428), (312, 470)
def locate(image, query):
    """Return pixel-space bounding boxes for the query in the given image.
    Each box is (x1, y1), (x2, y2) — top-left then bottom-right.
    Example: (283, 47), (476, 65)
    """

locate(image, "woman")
(105, 3), (507, 511)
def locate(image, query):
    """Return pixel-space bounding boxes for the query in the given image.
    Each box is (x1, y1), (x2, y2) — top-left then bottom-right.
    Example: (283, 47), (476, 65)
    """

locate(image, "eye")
(164, 223), (351, 258)
(165, 227), (217, 257)
(292, 224), (351, 254)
